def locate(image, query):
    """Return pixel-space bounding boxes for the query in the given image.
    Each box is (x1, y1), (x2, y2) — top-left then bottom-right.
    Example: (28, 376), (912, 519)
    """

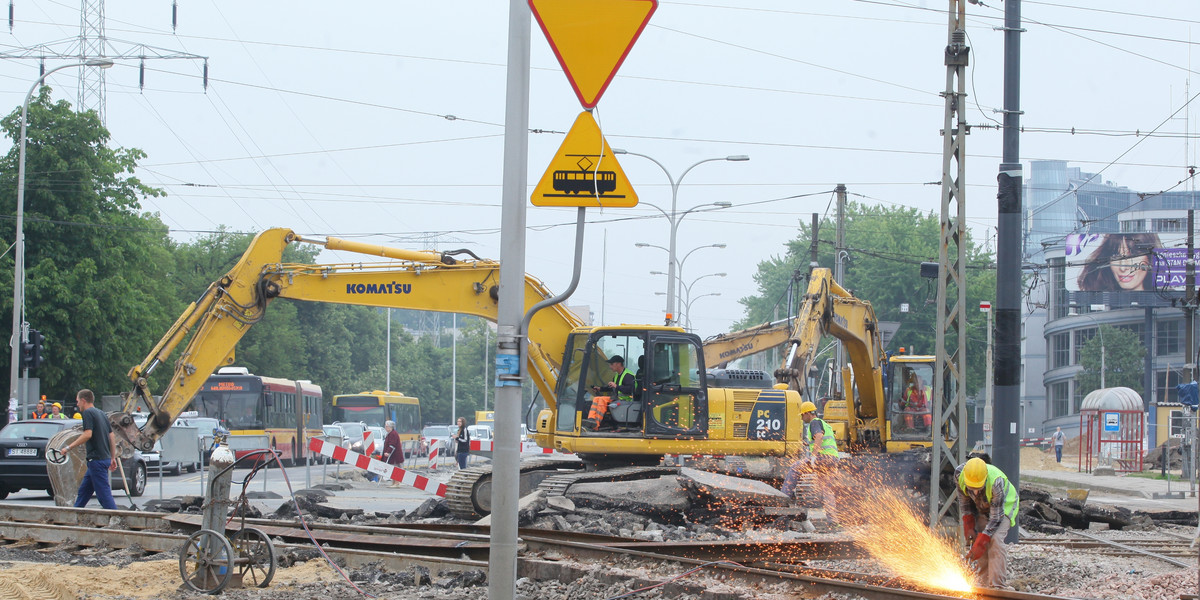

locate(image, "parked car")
(173, 415), (225, 466)
(467, 424), (493, 443)
(421, 424), (453, 456)
(0, 419), (146, 500)
(332, 421), (369, 454)
(132, 413), (200, 475)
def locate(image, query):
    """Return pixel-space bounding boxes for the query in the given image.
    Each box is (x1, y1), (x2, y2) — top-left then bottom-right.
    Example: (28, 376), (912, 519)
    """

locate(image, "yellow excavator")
(48, 228), (816, 516)
(725, 267), (950, 500)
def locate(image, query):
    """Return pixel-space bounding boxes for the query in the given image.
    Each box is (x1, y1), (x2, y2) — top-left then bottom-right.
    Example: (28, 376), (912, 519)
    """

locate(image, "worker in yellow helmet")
(956, 456), (1019, 589)
(781, 400), (840, 524)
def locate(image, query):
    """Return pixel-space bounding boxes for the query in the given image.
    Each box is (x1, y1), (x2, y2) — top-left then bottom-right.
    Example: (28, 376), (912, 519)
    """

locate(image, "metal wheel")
(178, 529), (234, 594)
(231, 527), (276, 587)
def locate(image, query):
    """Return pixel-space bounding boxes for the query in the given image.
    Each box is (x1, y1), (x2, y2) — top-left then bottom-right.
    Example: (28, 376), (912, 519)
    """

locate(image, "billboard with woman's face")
(1066, 232), (1197, 293)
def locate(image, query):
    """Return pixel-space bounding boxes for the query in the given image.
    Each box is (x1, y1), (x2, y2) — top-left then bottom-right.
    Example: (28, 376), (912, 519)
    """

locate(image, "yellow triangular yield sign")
(531, 111), (638, 208)
(530, 0), (658, 108)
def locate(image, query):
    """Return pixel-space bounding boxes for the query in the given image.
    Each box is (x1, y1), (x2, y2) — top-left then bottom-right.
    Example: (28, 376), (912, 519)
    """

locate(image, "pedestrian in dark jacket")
(453, 417), (471, 469)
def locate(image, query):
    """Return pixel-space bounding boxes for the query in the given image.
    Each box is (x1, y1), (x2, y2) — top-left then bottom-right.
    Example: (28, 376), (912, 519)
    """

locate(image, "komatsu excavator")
(48, 228), (816, 516)
(751, 267), (951, 495)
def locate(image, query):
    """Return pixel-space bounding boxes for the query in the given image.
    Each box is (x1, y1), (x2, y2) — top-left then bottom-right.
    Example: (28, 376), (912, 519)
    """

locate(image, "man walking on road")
(1052, 427), (1066, 463)
(58, 389), (118, 509)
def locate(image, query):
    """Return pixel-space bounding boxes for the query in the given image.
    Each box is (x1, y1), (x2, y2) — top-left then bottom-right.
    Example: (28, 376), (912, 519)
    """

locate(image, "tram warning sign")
(532, 111), (638, 208)
(530, 0), (658, 108)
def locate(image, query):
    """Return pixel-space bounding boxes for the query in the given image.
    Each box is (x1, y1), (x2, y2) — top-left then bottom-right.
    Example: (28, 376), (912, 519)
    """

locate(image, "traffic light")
(29, 329), (44, 369)
(20, 329), (44, 370)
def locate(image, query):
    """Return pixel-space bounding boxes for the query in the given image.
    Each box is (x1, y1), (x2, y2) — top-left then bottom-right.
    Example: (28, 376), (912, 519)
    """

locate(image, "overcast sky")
(1, 1), (1196, 341)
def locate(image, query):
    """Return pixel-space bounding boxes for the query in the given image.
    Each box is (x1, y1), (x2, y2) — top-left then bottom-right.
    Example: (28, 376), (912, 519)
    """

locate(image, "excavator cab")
(887, 359), (936, 442)
(555, 328), (707, 439)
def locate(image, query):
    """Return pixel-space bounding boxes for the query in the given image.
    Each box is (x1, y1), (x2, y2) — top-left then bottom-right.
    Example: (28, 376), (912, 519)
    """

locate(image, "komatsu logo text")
(346, 283), (412, 295)
(719, 342), (755, 360)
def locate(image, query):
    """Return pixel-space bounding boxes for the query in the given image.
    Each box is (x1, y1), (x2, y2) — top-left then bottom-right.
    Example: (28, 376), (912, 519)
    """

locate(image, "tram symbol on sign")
(548, 155), (622, 198)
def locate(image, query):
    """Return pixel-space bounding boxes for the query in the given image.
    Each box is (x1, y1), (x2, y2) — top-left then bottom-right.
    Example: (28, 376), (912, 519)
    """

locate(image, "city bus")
(331, 390), (422, 457)
(187, 367), (323, 464)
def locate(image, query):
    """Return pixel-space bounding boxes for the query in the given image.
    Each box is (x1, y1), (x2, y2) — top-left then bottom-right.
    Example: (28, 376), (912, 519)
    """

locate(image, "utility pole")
(834, 185), (847, 398)
(983, 301), (994, 454)
(1186, 209), (1195, 385)
(992, 0), (1024, 545)
(810, 212), (821, 276)
(932, 0), (970, 529)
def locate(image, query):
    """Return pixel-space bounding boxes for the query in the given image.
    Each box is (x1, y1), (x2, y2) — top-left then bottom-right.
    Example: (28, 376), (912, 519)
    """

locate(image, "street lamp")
(615, 148), (747, 325)
(9, 59), (114, 415)
(683, 292), (721, 332)
(679, 272), (726, 328)
(638, 242), (727, 317)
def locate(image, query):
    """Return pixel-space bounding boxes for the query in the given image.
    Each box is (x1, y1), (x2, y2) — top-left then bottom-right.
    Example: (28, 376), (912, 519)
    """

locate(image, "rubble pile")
(1019, 486), (1196, 533)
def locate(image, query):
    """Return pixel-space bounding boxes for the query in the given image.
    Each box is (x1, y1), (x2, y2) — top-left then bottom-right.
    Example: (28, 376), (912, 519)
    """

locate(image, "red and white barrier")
(469, 439), (566, 455)
(362, 431), (376, 456)
(308, 437), (446, 497)
(427, 439), (442, 468)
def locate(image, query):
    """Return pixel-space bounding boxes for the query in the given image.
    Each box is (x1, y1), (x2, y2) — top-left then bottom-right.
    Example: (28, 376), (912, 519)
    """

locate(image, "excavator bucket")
(46, 428), (87, 507)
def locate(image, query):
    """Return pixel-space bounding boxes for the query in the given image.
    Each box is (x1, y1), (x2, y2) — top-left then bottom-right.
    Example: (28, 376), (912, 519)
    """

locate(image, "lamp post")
(683, 292), (721, 332)
(9, 59), (114, 416)
(640, 242), (726, 316)
(679, 272), (726, 329)
(615, 148), (747, 325)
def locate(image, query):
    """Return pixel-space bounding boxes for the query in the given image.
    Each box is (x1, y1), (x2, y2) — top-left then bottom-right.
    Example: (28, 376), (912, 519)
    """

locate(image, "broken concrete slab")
(677, 467), (790, 506)
(565, 475), (690, 520)
(546, 495), (575, 512)
(475, 490), (547, 527)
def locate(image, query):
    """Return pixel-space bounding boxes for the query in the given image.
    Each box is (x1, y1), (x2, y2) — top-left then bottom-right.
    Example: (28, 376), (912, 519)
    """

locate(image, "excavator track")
(445, 459), (584, 519)
(537, 465), (681, 499)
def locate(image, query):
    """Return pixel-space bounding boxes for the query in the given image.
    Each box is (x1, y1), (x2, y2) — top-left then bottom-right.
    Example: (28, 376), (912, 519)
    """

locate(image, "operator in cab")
(582, 355), (636, 431)
(957, 456), (1018, 589)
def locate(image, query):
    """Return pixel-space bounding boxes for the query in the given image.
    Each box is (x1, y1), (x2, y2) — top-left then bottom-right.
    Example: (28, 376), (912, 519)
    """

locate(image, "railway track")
(0, 502), (1107, 600)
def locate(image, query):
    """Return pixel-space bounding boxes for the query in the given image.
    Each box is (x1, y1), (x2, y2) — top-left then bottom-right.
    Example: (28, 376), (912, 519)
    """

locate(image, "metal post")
(9, 60), (112, 418)
(993, 0), (1024, 545)
(984, 303), (994, 453)
(834, 184), (847, 396)
(489, 1), (531, 597)
(933, 0), (971, 529)
(452, 313), (457, 424)
(1187, 210), (1195, 385)
(386, 308), (392, 391)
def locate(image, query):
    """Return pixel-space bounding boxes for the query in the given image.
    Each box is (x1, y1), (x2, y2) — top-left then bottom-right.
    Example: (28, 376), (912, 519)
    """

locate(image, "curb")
(1021, 474), (1151, 499)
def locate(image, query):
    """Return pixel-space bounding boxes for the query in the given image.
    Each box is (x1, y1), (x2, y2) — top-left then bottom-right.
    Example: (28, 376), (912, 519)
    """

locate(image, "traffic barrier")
(469, 439), (565, 454)
(1021, 438), (1050, 447)
(308, 437), (446, 497)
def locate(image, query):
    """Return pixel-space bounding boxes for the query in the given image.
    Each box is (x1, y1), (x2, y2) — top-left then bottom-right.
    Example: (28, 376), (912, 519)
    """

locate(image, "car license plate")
(7, 448), (36, 457)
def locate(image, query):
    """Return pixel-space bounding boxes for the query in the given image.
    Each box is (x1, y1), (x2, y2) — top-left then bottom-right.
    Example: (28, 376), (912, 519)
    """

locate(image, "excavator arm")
(701, 318), (794, 368)
(119, 228), (582, 454)
(773, 268), (886, 444)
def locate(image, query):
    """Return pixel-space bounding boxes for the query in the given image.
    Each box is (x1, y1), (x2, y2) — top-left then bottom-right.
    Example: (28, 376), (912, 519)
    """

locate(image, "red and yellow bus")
(332, 390), (422, 457)
(188, 367), (323, 463)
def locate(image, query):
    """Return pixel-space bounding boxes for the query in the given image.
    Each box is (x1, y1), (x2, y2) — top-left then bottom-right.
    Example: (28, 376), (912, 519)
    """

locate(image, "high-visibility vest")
(958, 463), (1020, 526)
(804, 417), (839, 457)
(613, 369), (635, 402)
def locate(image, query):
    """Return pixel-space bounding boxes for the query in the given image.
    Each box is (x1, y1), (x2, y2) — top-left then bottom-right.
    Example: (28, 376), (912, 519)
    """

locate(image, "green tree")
(736, 201), (995, 395)
(0, 88), (176, 401)
(1077, 325), (1145, 395)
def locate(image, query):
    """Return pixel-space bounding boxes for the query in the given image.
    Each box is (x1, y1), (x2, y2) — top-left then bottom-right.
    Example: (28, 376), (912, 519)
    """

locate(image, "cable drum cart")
(179, 439), (277, 594)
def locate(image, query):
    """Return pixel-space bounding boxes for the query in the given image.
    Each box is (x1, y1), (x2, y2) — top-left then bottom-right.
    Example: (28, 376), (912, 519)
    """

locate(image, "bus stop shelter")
(1078, 387), (1145, 474)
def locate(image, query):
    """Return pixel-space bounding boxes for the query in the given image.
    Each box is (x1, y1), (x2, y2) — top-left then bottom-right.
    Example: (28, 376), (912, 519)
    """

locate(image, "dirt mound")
(1019, 446), (1074, 471)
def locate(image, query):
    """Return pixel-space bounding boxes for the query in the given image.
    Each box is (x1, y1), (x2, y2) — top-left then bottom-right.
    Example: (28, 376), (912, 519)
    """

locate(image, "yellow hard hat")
(962, 457), (988, 488)
(799, 401), (817, 415)
(52, 402), (61, 409)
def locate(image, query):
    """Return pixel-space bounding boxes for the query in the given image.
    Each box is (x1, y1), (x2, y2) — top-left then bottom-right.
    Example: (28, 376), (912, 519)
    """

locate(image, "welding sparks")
(834, 471), (976, 595)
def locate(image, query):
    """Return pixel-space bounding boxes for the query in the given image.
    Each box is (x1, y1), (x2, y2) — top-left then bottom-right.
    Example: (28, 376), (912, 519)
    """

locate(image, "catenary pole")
(993, 0), (1023, 545)
(489, 1), (530, 598)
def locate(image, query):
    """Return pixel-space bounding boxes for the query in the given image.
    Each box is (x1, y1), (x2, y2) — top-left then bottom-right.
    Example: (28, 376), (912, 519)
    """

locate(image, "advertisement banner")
(1065, 232), (1197, 293)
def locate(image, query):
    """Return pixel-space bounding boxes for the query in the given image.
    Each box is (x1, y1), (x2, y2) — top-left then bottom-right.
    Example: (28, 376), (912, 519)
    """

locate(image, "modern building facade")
(1032, 164), (1200, 446)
